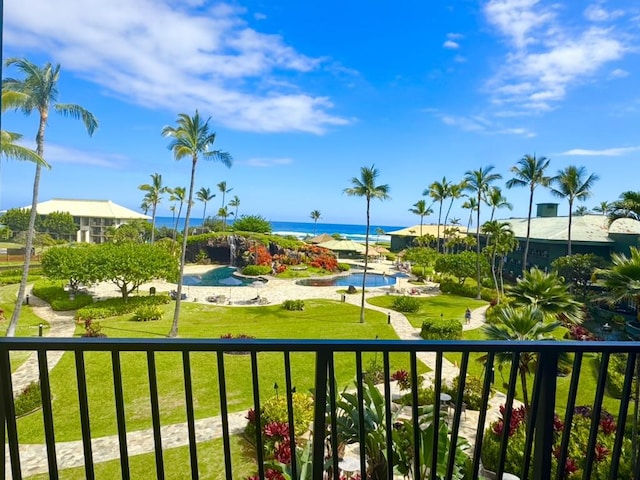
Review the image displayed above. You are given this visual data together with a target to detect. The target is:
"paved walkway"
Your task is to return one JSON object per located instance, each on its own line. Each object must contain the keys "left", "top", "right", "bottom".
{"left": 5, "top": 267, "right": 505, "bottom": 477}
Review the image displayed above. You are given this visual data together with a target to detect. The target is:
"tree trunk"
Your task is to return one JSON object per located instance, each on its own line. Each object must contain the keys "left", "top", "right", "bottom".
{"left": 491, "top": 244, "right": 499, "bottom": 303}
{"left": 150, "top": 202, "right": 157, "bottom": 243}
{"left": 475, "top": 193, "right": 482, "bottom": 300}
{"left": 567, "top": 200, "right": 573, "bottom": 256}
{"left": 170, "top": 157, "right": 197, "bottom": 337}
{"left": 360, "top": 198, "right": 370, "bottom": 323}
{"left": 522, "top": 187, "right": 534, "bottom": 275}
{"left": 8, "top": 112, "right": 47, "bottom": 337}
{"left": 520, "top": 368, "right": 529, "bottom": 410}
{"left": 437, "top": 201, "right": 443, "bottom": 253}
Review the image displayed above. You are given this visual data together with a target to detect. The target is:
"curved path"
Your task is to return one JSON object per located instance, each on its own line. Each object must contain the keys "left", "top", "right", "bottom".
{"left": 6, "top": 269, "right": 505, "bottom": 477}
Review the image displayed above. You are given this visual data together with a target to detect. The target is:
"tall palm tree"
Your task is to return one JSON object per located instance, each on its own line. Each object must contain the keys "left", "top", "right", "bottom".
{"left": 408, "top": 199, "right": 433, "bottom": 237}
{"left": 486, "top": 186, "right": 513, "bottom": 222}
{"left": 481, "top": 220, "right": 514, "bottom": 302}
{"left": 310, "top": 209, "right": 322, "bottom": 235}
{"left": 138, "top": 173, "right": 167, "bottom": 243}
{"left": 162, "top": 111, "right": 232, "bottom": 337}
{"left": 218, "top": 206, "right": 231, "bottom": 230}
{"left": 593, "top": 200, "right": 611, "bottom": 216}
{"left": 462, "top": 196, "right": 478, "bottom": 232}
{"left": 443, "top": 181, "right": 465, "bottom": 230}
{"left": 550, "top": 165, "right": 599, "bottom": 256}
{"left": 344, "top": 165, "right": 390, "bottom": 323}
{"left": 508, "top": 267, "right": 584, "bottom": 324}
{"left": 3, "top": 58, "right": 98, "bottom": 336}
{"left": 425, "top": 177, "right": 451, "bottom": 253}
{"left": 228, "top": 195, "right": 240, "bottom": 224}
{"left": 0, "top": 130, "right": 48, "bottom": 167}
{"left": 169, "top": 186, "right": 187, "bottom": 239}
{"left": 506, "top": 154, "right": 552, "bottom": 274}
{"left": 195, "top": 187, "right": 215, "bottom": 225}
{"left": 217, "top": 181, "right": 233, "bottom": 209}
{"left": 574, "top": 205, "right": 590, "bottom": 216}
{"left": 608, "top": 191, "right": 640, "bottom": 223}
{"left": 597, "top": 247, "right": 640, "bottom": 470}
{"left": 464, "top": 166, "right": 502, "bottom": 299}
{"left": 483, "top": 305, "right": 561, "bottom": 409}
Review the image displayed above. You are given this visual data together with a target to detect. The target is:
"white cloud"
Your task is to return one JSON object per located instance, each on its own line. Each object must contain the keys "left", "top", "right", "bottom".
{"left": 4, "top": 0, "right": 348, "bottom": 134}
{"left": 484, "top": 0, "right": 631, "bottom": 114}
{"left": 560, "top": 146, "right": 640, "bottom": 156}
{"left": 244, "top": 157, "right": 294, "bottom": 167}
{"left": 437, "top": 113, "right": 534, "bottom": 136}
{"left": 584, "top": 3, "right": 625, "bottom": 22}
{"left": 611, "top": 68, "right": 629, "bottom": 78}
{"left": 447, "top": 33, "right": 464, "bottom": 40}
{"left": 443, "top": 40, "right": 460, "bottom": 49}
{"left": 454, "top": 55, "right": 467, "bottom": 63}
{"left": 254, "top": 12, "right": 267, "bottom": 20}
{"left": 45, "top": 144, "right": 129, "bottom": 168}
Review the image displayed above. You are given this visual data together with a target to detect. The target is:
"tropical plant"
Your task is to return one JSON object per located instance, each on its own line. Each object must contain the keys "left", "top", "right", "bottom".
{"left": 309, "top": 209, "right": 321, "bottom": 235}
{"left": 443, "top": 181, "right": 465, "bottom": 231}
{"left": 233, "top": 215, "right": 272, "bottom": 233}
{"left": 483, "top": 305, "right": 561, "bottom": 408}
{"left": 344, "top": 165, "right": 390, "bottom": 323}
{"left": 551, "top": 253, "right": 605, "bottom": 299}
{"left": 0, "top": 129, "right": 48, "bottom": 167}
{"left": 507, "top": 267, "right": 584, "bottom": 324}
{"left": 574, "top": 205, "right": 590, "bottom": 216}
{"left": 593, "top": 200, "right": 611, "bottom": 216}
{"left": 464, "top": 166, "right": 502, "bottom": 299}
{"left": 195, "top": 187, "right": 215, "bottom": 225}
{"left": 426, "top": 177, "right": 452, "bottom": 253}
{"left": 482, "top": 220, "right": 514, "bottom": 302}
{"left": 218, "top": 206, "right": 232, "bottom": 230}
{"left": 217, "top": 180, "right": 233, "bottom": 210}
{"left": 162, "top": 111, "right": 232, "bottom": 337}
{"left": 169, "top": 186, "right": 187, "bottom": 239}
{"left": 607, "top": 191, "right": 640, "bottom": 223}
{"left": 228, "top": 195, "right": 241, "bottom": 221}
{"left": 139, "top": 173, "right": 168, "bottom": 243}
{"left": 409, "top": 199, "right": 433, "bottom": 237}
{"left": 505, "top": 154, "right": 552, "bottom": 274}
{"left": 550, "top": 165, "right": 599, "bottom": 255}
{"left": 461, "top": 196, "right": 478, "bottom": 233}
{"left": 3, "top": 58, "right": 98, "bottom": 337}
{"left": 486, "top": 186, "right": 513, "bottom": 222}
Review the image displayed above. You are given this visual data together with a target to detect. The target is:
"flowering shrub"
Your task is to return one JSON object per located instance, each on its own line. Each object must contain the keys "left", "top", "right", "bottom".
{"left": 391, "top": 369, "right": 411, "bottom": 391}
{"left": 567, "top": 325, "right": 601, "bottom": 341}
{"left": 481, "top": 404, "right": 633, "bottom": 478}
{"left": 247, "top": 244, "right": 273, "bottom": 266}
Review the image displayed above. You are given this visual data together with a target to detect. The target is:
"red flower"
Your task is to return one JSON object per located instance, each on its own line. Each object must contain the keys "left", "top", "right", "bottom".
{"left": 246, "top": 408, "right": 256, "bottom": 424}
{"left": 565, "top": 458, "right": 578, "bottom": 475}
{"left": 553, "top": 414, "right": 564, "bottom": 432}
{"left": 599, "top": 416, "right": 616, "bottom": 435}
{"left": 594, "top": 443, "right": 610, "bottom": 462}
{"left": 275, "top": 442, "right": 292, "bottom": 465}
{"left": 264, "top": 421, "right": 289, "bottom": 439}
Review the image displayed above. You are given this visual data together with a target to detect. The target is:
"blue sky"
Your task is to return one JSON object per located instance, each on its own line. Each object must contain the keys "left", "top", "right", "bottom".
{"left": 1, "top": 0, "right": 639, "bottom": 227}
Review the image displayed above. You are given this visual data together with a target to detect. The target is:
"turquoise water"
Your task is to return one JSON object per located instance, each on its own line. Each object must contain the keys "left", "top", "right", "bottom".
{"left": 182, "top": 267, "right": 257, "bottom": 287}
{"left": 296, "top": 273, "right": 396, "bottom": 287}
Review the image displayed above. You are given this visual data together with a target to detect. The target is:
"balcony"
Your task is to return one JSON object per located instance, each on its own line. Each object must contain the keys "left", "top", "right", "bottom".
{"left": 2, "top": 338, "right": 639, "bottom": 479}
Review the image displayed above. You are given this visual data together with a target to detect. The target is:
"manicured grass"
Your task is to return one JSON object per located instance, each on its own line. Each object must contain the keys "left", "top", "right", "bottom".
{"left": 16, "top": 299, "right": 424, "bottom": 443}
{"left": 28, "top": 434, "right": 256, "bottom": 479}
{"left": 367, "top": 293, "right": 488, "bottom": 328}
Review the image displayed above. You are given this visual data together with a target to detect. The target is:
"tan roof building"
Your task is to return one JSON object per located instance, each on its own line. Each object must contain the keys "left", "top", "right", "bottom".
{"left": 24, "top": 198, "right": 150, "bottom": 244}
{"left": 388, "top": 224, "right": 468, "bottom": 251}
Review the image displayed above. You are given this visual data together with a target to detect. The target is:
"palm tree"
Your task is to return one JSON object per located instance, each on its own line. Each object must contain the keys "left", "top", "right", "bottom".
{"left": 506, "top": 154, "right": 552, "bottom": 274}
{"left": 375, "top": 227, "right": 385, "bottom": 244}
{"left": 443, "top": 181, "right": 465, "bottom": 229}
{"left": 482, "top": 220, "right": 514, "bottom": 302}
{"left": 195, "top": 187, "right": 215, "bottom": 225}
{"left": 310, "top": 210, "right": 322, "bottom": 235}
{"left": 483, "top": 305, "right": 561, "bottom": 409}
{"left": 140, "top": 198, "right": 151, "bottom": 215}
{"left": 426, "top": 177, "right": 451, "bottom": 253}
{"left": 464, "top": 166, "right": 502, "bottom": 299}
{"left": 139, "top": 173, "right": 167, "bottom": 243}
{"left": 462, "top": 196, "right": 478, "bottom": 232}
{"left": 574, "top": 205, "right": 590, "bottom": 216}
{"left": 162, "top": 111, "right": 232, "bottom": 337}
{"left": 486, "top": 186, "right": 513, "bottom": 222}
{"left": 218, "top": 206, "right": 231, "bottom": 230}
{"left": 3, "top": 58, "right": 98, "bottom": 337}
{"left": 593, "top": 201, "right": 611, "bottom": 216}
{"left": 550, "top": 165, "right": 599, "bottom": 256}
{"left": 508, "top": 267, "right": 584, "bottom": 324}
{"left": 217, "top": 181, "right": 233, "bottom": 209}
{"left": 169, "top": 186, "right": 187, "bottom": 240}
{"left": 344, "top": 165, "right": 390, "bottom": 323}
{"left": 228, "top": 195, "right": 241, "bottom": 223}
{"left": 0, "top": 130, "right": 48, "bottom": 167}
{"left": 408, "top": 199, "right": 433, "bottom": 237}
{"left": 608, "top": 191, "right": 640, "bottom": 223}
{"left": 597, "top": 247, "right": 640, "bottom": 470}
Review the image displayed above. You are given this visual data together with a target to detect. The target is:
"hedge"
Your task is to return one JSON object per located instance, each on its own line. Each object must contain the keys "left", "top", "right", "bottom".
{"left": 31, "top": 280, "right": 94, "bottom": 311}
{"left": 439, "top": 278, "right": 495, "bottom": 302}
{"left": 76, "top": 295, "right": 170, "bottom": 322}
{"left": 391, "top": 295, "right": 420, "bottom": 313}
{"left": 420, "top": 317, "right": 463, "bottom": 341}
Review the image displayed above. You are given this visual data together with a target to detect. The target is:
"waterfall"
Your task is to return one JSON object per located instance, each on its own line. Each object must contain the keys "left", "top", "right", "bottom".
{"left": 228, "top": 235, "right": 237, "bottom": 266}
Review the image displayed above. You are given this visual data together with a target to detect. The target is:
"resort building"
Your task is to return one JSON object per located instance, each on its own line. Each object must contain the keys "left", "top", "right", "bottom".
{"left": 22, "top": 198, "right": 150, "bottom": 244}
{"left": 388, "top": 224, "right": 469, "bottom": 251}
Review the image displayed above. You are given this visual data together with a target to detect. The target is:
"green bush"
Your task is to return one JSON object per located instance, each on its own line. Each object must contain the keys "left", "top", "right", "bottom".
{"left": 32, "top": 279, "right": 94, "bottom": 310}
{"left": 337, "top": 263, "right": 351, "bottom": 272}
{"left": 399, "top": 386, "right": 435, "bottom": 406}
{"left": 14, "top": 382, "right": 42, "bottom": 417}
{"left": 420, "top": 317, "right": 462, "bottom": 341}
{"left": 391, "top": 295, "right": 420, "bottom": 313}
{"left": 244, "top": 392, "right": 314, "bottom": 442}
{"left": 282, "top": 299, "right": 305, "bottom": 311}
{"left": 442, "top": 375, "right": 485, "bottom": 411}
{"left": 606, "top": 353, "right": 632, "bottom": 399}
{"left": 241, "top": 265, "right": 272, "bottom": 276}
{"left": 439, "top": 278, "right": 494, "bottom": 302}
{"left": 132, "top": 305, "right": 164, "bottom": 322}
{"left": 76, "top": 295, "right": 170, "bottom": 322}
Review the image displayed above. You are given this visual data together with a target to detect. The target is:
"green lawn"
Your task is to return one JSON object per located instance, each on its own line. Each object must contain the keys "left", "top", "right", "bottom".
{"left": 15, "top": 299, "right": 425, "bottom": 443}
{"left": 367, "top": 293, "right": 488, "bottom": 328}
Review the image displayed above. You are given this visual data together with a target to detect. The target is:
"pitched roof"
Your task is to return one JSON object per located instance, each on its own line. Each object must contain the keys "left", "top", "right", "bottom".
{"left": 387, "top": 224, "right": 468, "bottom": 237}
{"left": 24, "top": 199, "right": 150, "bottom": 220}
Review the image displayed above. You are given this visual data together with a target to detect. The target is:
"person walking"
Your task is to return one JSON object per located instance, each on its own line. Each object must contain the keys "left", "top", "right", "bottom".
{"left": 465, "top": 307, "right": 472, "bottom": 325}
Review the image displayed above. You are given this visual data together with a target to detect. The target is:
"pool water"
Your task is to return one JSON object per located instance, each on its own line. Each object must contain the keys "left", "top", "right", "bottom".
{"left": 296, "top": 273, "right": 396, "bottom": 287}
{"left": 182, "top": 267, "right": 257, "bottom": 287}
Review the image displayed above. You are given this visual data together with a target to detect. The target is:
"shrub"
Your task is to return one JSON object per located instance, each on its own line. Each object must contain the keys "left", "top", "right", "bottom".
{"left": 337, "top": 263, "right": 351, "bottom": 272}
{"left": 420, "top": 317, "right": 462, "bottom": 341}
{"left": 82, "top": 318, "right": 106, "bottom": 337}
{"left": 14, "top": 382, "right": 42, "bottom": 417}
{"left": 242, "top": 265, "right": 272, "bottom": 276}
{"left": 32, "top": 279, "right": 94, "bottom": 311}
{"left": 132, "top": 305, "right": 163, "bottom": 322}
{"left": 282, "top": 299, "right": 304, "bottom": 311}
{"left": 391, "top": 295, "right": 420, "bottom": 313}
{"left": 606, "top": 353, "right": 631, "bottom": 399}
{"left": 439, "top": 278, "right": 494, "bottom": 302}
{"left": 75, "top": 295, "right": 170, "bottom": 322}
{"left": 399, "top": 386, "right": 435, "bottom": 406}
{"left": 362, "top": 358, "right": 385, "bottom": 385}
{"left": 442, "top": 375, "right": 485, "bottom": 411}
{"left": 232, "top": 215, "right": 272, "bottom": 233}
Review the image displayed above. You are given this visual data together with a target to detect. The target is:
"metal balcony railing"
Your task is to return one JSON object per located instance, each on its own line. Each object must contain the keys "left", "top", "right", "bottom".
{"left": 2, "top": 338, "right": 640, "bottom": 480}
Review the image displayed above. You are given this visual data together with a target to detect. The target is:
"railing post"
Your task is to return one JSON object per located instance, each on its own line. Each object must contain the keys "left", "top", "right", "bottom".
{"left": 313, "top": 350, "right": 330, "bottom": 480}
{"left": 532, "top": 349, "right": 558, "bottom": 480}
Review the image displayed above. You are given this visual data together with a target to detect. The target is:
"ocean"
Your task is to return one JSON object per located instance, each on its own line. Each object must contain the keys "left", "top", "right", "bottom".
{"left": 153, "top": 216, "right": 403, "bottom": 242}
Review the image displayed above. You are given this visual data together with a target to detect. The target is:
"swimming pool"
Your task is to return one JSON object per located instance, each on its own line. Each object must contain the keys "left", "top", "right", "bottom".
{"left": 296, "top": 273, "right": 396, "bottom": 287}
{"left": 182, "top": 267, "right": 258, "bottom": 287}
